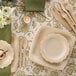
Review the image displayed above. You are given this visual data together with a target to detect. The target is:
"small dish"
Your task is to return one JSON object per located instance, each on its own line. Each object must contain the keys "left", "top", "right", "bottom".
{"left": 40, "top": 34, "right": 69, "bottom": 63}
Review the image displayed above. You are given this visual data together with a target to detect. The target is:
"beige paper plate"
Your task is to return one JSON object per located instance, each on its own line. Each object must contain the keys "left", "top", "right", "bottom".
{"left": 40, "top": 34, "right": 69, "bottom": 63}
{"left": 29, "top": 26, "right": 75, "bottom": 70}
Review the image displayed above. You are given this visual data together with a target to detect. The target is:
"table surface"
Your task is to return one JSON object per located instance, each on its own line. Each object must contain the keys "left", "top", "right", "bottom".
{"left": 13, "top": 0, "right": 76, "bottom": 76}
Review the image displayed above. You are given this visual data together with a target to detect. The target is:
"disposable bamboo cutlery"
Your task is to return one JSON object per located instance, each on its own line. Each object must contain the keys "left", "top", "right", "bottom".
{"left": 52, "top": 0, "right": 76, "bottom": 33}
{"left": 19, "top": 37, "right": 28, "bottom": 68}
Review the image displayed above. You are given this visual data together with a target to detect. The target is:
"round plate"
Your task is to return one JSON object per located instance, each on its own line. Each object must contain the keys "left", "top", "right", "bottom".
{"left": 40, "top": 34, "right": 69, "bottom": 63}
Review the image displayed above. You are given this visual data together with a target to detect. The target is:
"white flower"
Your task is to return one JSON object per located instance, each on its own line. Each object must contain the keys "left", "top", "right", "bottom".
{"left": 0, "top": 7, "right": 17, "bottom": 28}
{"left": 0, "top": 9, "right": 1, "bottom": 13}
{"left": 2, "top": 7, "right": 11, "bottom": 16}
{"left": 0, "top": 10, "right": 3, "bottom": 16}
{"left": 4, "top": 16, "right": 11, "bottom": 25}
{"left": 0, "top": 15, "right": 4, "bottom": 28}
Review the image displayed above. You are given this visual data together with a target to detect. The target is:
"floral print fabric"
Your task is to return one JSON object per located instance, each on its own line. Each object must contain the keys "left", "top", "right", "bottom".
{"left": 12, "top": 0, "right": 76, "bottom": 76}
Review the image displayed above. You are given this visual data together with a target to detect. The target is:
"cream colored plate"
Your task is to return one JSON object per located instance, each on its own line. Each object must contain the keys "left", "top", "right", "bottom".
{"left": 40, "top": 34, "right": 69, "bottom": 63}
{"left": 29, "top": 26, "right": 75, "bottom": 70}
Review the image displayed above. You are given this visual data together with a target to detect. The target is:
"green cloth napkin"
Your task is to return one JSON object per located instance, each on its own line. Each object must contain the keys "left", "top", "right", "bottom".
{"left": 0, "top": 25, "right": 11, "bottom": 76}
{"left": 25, "top": 0, "right": 45, "bottom": 12}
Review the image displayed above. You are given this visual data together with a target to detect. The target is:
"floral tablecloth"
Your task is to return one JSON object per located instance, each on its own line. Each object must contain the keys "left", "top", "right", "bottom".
{"left": 12, "top": 0, "right": 76, "bottom": 76}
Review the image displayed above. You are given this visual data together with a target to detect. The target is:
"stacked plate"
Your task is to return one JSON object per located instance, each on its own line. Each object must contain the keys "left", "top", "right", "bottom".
{"left": 40, "top": 33, "right": 69, "bottom": 63}
{"left": 29, "top": 26, "right": 75, "bottom": 70}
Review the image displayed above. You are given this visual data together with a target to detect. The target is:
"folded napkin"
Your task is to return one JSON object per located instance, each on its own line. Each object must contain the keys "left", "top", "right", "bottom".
{"left": 1, "top": 0, "right": 7, "bottom": 5}
{"left": 25, "top": 0, "right": 45, "bottom": 12}
{"left": 0, "top": 25, "right": 11, "bottom": 76}
{"left": 11, "top": 0, "right": 17, "bottom": 3}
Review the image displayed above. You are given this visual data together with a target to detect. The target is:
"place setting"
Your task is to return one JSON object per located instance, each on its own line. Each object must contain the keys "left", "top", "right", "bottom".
{"left": 0, "top": 0, "right": 75, "bottom": 76}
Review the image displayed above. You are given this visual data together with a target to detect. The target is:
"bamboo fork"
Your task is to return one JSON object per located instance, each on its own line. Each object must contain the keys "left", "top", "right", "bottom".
{"left": 59, "top": 2, "right": 76, "bottom": 26}
{"left": 59, "top": 0, "right": 76, "bottom": 26}
{"left": 59, "top": 0, "right": 76, "bottom": 24}
{"left": 52, "top": 5, "right": 72, "bottom": 31}
{"left": 19, "top": 37, "right": 28, "bottom": 68}
{"left": 19, "top": 37, "right": 21, "bottom": 67}
{"left": 65, "top": 3, "right": 76, "bottom": 24}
